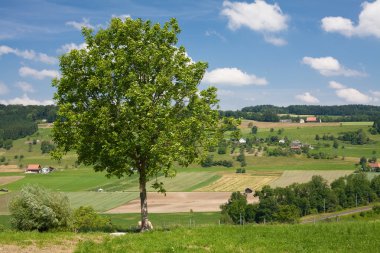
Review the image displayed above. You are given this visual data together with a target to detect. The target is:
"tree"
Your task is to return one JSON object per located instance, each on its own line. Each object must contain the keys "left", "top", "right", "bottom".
{"left": 52, "top": 18, "right": 221, "bottom": 231}
{"left": 9, "top": 184, "right": 71, "bottom": 231}
{"left": 251, "top": 126, "right": 258, "bottom": 134}
{"left": 373, "top": 118, "right": 380, "bottom": 134}
{"left": 220, "top": 191, "right": 248, "bottom": 224}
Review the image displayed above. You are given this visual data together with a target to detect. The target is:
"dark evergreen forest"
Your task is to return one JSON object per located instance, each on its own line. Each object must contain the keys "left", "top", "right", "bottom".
{"left": 0, "top": 104, "right": 56, "bottom": 149}
{"left": 220, "top": 105, "right": 380, "bottom": 122}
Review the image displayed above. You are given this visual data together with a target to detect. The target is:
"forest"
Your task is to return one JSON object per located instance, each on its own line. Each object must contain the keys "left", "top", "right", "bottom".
{"left": 0, "top": 104, "right": 56, "bottom": 149}
{"left": 220, "top": 104, "right": 380, "bottom": 122}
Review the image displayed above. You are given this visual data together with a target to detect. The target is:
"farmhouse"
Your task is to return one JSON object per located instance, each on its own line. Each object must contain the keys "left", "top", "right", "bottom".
{"left": 290, "top": 140, "right": 302, "bottom": 150}
{"left": 369, "top": 162, "right": 380, "bottom": 171}
{"left": 306, "top": 117, "right": 318, "bottom": 123}
{"left": 25, "top": 164, "right": 42, "bottom": 173}
{"left": 299, "top": 119, "right": 305, "bottom": 124}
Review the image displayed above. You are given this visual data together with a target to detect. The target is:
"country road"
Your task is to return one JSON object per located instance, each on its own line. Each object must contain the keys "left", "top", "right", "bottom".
{"left": 301, "top": 206, "right": 373, "bottom": 224}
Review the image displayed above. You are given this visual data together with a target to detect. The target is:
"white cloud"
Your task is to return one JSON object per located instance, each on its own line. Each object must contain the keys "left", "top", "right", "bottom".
{"left": 15, "top": 81, "right": 34, "bottom": 93}
{"left": 205, "top": 30, "right": 226, "bottom": 42}
{"left": 112, "top": 14, "right": 131, "bottom": 20}
{"left": 0, "top": 45, "right": 57, "bottom": 64}
{"left": 19, "top": 66, "right": 60, "bottom": 80}
{"left": 217, "top": 89, "right": 235, "bottom": 96}
{"left": 328, "top": 81, "right": 346, "bottom": 89}
{"left": 371, "top": 90, "right": 380, "bottom": 97}
{"left": 221, "top": 0, "right": 288, "bottom": 45}
{"left": 203, "top": 67, "right": 268, "bottom": 86}
{"left": 321, "top": 0, "right": 380, "bottom": 38}
{"left": 328, "top": 80, "right": 372, "bottom": 103}
{"left": 66, "top": 18, "right": 94, "bottom": 30}
{"left": 58, "top": 42, "right": 87, "bottom": 53}
{"left": 302, "top": 56, "right": 365, "bottom": 77}
{"left": 0, "top": 94, "right": 53, "bottom": 106}
{"left": 336, "top": 88, "right": 372, "bottom": 103}
{"left": 264, "top": 35, "right": 287, "bottom": 46}
{"left": 295, "top": 92, "right": 320, "bottom": 104}
{"left": 0, "top": 82, "right": 9, "bottom": 95}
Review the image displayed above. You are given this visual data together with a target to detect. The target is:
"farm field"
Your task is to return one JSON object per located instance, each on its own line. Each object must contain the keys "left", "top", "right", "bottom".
{"left": 105, "top": 192, "right": 254, "bottom": 213}
{"left": 196, "top": 172, "right": 281, "bottom": 192}
{"left": 269, "top": 170, "right": 353, "bottom": 188}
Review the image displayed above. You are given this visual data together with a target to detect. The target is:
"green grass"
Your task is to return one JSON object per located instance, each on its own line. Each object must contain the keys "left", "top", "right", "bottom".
{"left": 3, "top": 167, "right": 125, "bottom": 192}
{"left": 67, "top": 192, "right": 139, "bottom": 212}
{"left": 75, "top": 222, "right": 380, "bottom": 253}
{"left": 106, "top": 212, "right": 221, "bottom": 229}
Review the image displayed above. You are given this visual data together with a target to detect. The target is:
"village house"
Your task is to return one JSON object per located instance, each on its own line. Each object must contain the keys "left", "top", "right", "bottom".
{"left": 25, "top": 164, "right": 42, "bottom": 173}
{"left": 369, "top": 162, "right": 380, "bottom": 171}
{"left": 239, "top": 138, "right": 246, "bottom": 144}
{"left": 290, "top": 140, "right": 302, "bottom": 150}
{"left": 306, "top": 117, "right": 318, "bottom": 123}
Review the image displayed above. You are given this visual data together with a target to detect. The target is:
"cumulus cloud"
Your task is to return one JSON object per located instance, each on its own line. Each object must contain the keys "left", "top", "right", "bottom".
{"left": 0, "top": 94, "right": 53, "bottom": 106}
{"left": 263, "top": 35, "right": 287, "bottom": 46}
{"left": 295, "top": 92, "right": 320, "bottom": 104}
{"left": 221, "top": 0, "right": 288, "bottom": 45}
{"left": 328, "top": 81, "right": 346, "bottom": 89}
{"left": 0, "top": 45, "right": 57, "bottom": 64}
{"left": 66, "top": 18, "right": 94, "bottom": 30}
{"left": 335, "top": 88, "right": 372, "bottom": 103}
{"left": 58, "top": 42, "right": 87, "bottom": 53}
{"left": 15, "top": 81, "right": 34, "bottom": 93}
{"left": 329, "top": 80, "right": 372, "bottom": 103}
{"left": 19, "top": 66, "right": 60, "bottom": 80}
{"left": 302, "top": 56, "right": 365, "bottom": 77}
{"left": 0, "top": 82, "right": 9, "bottom": 95}
{"left": 203, "top": 67, "right": 268, "bottom": 86}
{"left": 321, "top": 0, "right": 380, "bottom": 38}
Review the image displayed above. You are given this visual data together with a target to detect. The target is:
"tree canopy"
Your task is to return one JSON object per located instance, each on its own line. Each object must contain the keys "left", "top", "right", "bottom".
{"left": 52, "top": 18, "right": 221, "bottom": 230}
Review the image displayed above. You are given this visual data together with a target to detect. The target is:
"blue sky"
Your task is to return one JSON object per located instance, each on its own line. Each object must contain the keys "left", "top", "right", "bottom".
{"left": 0, "top": 0, "right": 379, "bottom": 110}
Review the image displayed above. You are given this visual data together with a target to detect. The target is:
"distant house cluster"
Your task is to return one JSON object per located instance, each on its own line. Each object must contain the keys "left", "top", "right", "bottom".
{"left": 369, "top": 162, "right": 380, "bottom": 171}
{"left": 25, "top": 164, "right": 54, "bottom": 174}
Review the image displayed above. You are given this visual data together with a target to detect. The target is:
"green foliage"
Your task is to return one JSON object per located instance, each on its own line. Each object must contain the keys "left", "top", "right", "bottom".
{"left": 9, "top": 184, "right": 71, "bottom": 231}
{"left": 72, "top": 206, "right": 113, "bottom": 232}
{"left": 201, "top": 155, "right": 233, "bottom": 168}
{"left": 53, "top": 17, "right": 222, "bottom": 228}
{"left": 40, "top": 140, "right": 56, "bottom": 154}
{"left": 251, "top": 126, "right": 258, "bottom": 134}
{"left": 373, "top": 118, "right": 380, "bottom": 134}
{"left": 338, "top": 129, "right": 370, "bottom": 145}
{"left": 220, "top": 192, "right": 248, "bottom": 224}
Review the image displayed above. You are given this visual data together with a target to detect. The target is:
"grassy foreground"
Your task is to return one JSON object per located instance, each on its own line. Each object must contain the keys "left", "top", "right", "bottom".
{"left": 74, "top": 222, "right": 380, "bottom": 253}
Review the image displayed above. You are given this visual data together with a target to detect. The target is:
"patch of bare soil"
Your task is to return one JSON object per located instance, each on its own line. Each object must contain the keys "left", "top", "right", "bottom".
{"left": 0, "top": 176, "right": 24, "bottom": 185}
{"left": 106, "top": 192, "right": 258, "bottom": 213}
{"left": 0, "top": 165, "right": 23, "bottom": 173}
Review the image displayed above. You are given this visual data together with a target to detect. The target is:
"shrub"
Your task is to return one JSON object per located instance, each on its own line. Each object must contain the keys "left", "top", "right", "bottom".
{"left": 72, "top": 206, "right": 114, "bottom": 232}
{"left": 9, "top": 184, "right": 71, "bottom": 231}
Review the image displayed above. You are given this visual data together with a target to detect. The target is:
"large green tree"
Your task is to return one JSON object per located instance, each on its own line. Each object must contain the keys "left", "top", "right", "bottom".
{"left": 52, "top": 18, "right": 221, "bottom": 231}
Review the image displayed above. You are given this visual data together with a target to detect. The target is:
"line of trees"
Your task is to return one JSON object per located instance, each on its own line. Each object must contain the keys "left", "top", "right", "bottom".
{"left": 221, "top": 173, "right": 380, "bottom": 224}
{"left": 220, "top": 104, "right": 380, "bottom": 122}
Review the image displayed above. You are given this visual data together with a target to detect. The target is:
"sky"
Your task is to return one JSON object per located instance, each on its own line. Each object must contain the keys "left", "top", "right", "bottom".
{"left": 0, "top": 0, "right": 379, "bottom": 110}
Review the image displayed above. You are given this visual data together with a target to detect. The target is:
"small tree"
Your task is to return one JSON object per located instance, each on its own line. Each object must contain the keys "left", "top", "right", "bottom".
{"left": 251, "top": 126, "right": 258, "bottom": 134}
{"left": 9, "top": 185, "right": 71, "bottom": 231}
{"left": 72, "top": 206, "right": 113, "bottom": 232}
{"left": 52, "top": 18, "right": 222, "bottom": 231}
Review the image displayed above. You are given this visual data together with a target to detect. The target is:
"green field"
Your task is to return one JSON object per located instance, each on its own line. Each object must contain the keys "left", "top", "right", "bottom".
{"left": 76, "top": 222, "right": 380, "bottom": 253}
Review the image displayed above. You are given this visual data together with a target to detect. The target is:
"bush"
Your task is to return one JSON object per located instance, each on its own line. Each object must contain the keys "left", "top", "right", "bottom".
{"left": 9, "top": 184, "right": 71, "bottom": 232}
{"left": 72, "top": 206, "right": 114, "bottom": 232}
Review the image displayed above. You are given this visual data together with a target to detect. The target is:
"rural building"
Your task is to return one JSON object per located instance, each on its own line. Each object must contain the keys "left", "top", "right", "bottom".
{"left": 280, "top": 119, "right": 292, "bottom": 123}
{"left": 369, "top": 162, "right": 380, "bottom": 171}
{"left": 41, "top": 167, "right": 55, "bottom": 174}
{"left": 239, "top": 138, "right": 246, "bottom": 144}
{"left": 290, "top": 140, "right": 302, "bottom": 150}
{"left": 279, "top": 139, "right": 286, "bottom": 144}
{"left": 25, "top": 164, "right": 42, "bottom": 173}
{"left": 299, "top": 119, "right": 305, "bottom": 123}
{"left": 306, "top": 117, "right": 318, "bottom": 123}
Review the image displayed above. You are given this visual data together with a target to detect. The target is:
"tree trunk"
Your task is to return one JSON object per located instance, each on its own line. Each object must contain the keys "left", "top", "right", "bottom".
{"left": 139, "top": 171, "right": 150, "bottom": 232}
